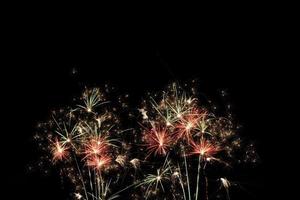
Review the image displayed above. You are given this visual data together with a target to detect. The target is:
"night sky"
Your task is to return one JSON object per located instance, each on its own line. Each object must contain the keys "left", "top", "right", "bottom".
{"left": 1, "top": 11, "right": 280, "bottom": 200}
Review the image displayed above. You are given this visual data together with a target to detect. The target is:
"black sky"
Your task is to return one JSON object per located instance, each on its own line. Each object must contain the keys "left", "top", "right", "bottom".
{"left": 1, "top": 8, "right": 286, "bottom": 199}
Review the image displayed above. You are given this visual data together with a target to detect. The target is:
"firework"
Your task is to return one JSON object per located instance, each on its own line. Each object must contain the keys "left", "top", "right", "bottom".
{"left": 174, "top": 108, "right": 205, "bottom": 141}
{"left": 137, "top": 82, "right": 258, "bottom": 200}
{"left": 220, "top": 177, "right": 231, "bottom": 200}
{"left": 35, "top": 82, "right": 258, "bottom": 200}
{"left": 86, "top": 155, "right": 111, "bottom": 170}
{"left": 137, "top": 156, "right": 172, "bottom": 199}
{"left": 51, "top": 138, "right": 69, "bottom": 162}
{"left": 36, "top": 87, "right": 138, "bottom": 200}
{"left": 189, "top": 138, "right": 219, "bottom": 159}
{"left": 143, "top": 125, "right": 173, "bottom": 157}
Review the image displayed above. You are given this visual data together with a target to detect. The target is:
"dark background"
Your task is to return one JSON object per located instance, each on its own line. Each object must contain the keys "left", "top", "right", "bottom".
{"left": 2, "top": 9, "right": 285, "bottom": 200}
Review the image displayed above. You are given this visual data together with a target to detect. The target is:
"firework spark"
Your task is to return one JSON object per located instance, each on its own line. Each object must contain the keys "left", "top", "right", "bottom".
{"left": 36, "top": 87, "right": 136, "bottom": 200}
{"left": 137, "top": 156, "right": 172, "bottom": 199}
{"left": 35, "top": 83, "right": 258, "bottom": 200}
{"left": 86, "top": 155, "right": 112, "bottom": 170}
{"left": 51, "top": 139, "right": 69, "bottom": 162}
{"left": 78, "top": 88, "right": 108, "bottom": 113}
{"left": 82, "top": 136, "right": 110, "bottom": 161}
{"left": 220, "top": 177, "right": 231, "bottom": 200}
{"left": 174, "top": 109, "right": 202, "bottom": 141}
{"left": 189, "top": 138, "right": 219, "bottom": 159}
{"left": 136, "top": 82, "right": 258, "bottom": 200}
{"left": 144, "top": 126, "right": 173, "bottom": 157}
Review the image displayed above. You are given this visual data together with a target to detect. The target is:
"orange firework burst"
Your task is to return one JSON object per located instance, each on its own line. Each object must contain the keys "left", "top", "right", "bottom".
{"left": 144, "top": 127, "right": 173, "bottom": 157}
{"left": 52, "top": 139, "right": 69, "bottom": 162}
{"left": 190, "top": 138, "right": 219, "bottom": 158}
{"left": 87, "top": 155, "right": 112, "bottom": 170}
{"left": 82, "top": 136, "right": 110, "bottom": 160}
{"left": 175, "top": 109, "right": 205, "bottom": 141}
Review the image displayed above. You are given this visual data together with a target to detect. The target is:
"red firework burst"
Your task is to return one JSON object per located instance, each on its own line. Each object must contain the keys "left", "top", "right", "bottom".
{"left": 144, "top": 127, "right": 173, "bottom": 157}
{"left": 52, "top": 139, "right": 69, "bottom": 162}
{"left": 82, "top": 136, "right": 110, "bottom": 160}
{"left": 175, "top": 109, "right": 206, "bottom": 141}
{"left": 190, "top": 138, "right": 219, "bottom": 158}
{"left": 86, "top": 155, "right": 112, "bottom": 170}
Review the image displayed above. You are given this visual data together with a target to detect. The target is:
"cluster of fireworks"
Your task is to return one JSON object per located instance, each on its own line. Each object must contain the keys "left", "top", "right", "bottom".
{"left": 35, "top": 83, "right": 258, "bottom": 200}
{"left": 35, "top": 87, "right": 137, "bottom": 200}
{"left": 136, "top": 83, "right": 258, "bottom": 200}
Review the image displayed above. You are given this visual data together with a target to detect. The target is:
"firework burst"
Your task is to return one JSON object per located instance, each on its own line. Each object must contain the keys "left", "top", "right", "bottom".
{"left": 189, "top": 138, "right": 220, "bottom": 159}
{"left": 137, "top": 156, "right": 172, "bottom": 199}
{"left": 51, "top": 138, "right": 69, "bottom": 162}
{"left": 137, "top": 82, "right": 258, "bottom": 200}
{"left": 143, "top": 125, "right": 173, "bottom": 157}
{"left": 36, "top": 87, "right": 138, "bottom": 200}
{"left": 35, "top": 82, "right": 258, "bottom": 200}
